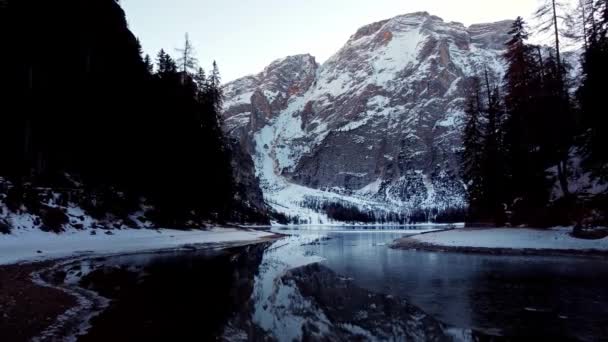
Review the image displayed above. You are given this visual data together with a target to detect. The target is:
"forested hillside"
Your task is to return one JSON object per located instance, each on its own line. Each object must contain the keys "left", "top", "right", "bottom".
{"left": 0, "top": 0, "right": 269, "bottom": 232}
{"left": 461, "top": 0, "right": 608, "bottom": 227}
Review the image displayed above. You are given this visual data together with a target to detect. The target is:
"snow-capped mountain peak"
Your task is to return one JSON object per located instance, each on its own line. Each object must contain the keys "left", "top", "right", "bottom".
{"left": 222, "top": 12, "right": 514, "bottom": 224}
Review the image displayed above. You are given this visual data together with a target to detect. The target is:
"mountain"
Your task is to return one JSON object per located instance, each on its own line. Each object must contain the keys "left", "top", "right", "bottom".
{"left": 222, "top": 12, "right": 514, "bottom": 224}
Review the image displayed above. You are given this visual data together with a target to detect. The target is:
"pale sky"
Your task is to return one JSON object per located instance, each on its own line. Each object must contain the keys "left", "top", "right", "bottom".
{"left": 121, "top": 0, "right": 553, "bottom": 83}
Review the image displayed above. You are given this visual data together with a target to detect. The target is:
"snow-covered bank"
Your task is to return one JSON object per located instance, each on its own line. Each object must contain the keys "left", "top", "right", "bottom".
{"left": 395, "top": 227, "right": 608, "bottom": 253}
{"left": 0, "top": 228, "right": 275, "bottom": 266}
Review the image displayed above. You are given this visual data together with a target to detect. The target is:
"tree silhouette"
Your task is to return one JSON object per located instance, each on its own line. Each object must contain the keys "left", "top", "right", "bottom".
{"left": 176, "top": 33, "right": 199, "bottom": 78}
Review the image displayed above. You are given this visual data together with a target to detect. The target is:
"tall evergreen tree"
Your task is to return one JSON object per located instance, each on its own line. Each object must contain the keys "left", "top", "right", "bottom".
{"left": 481, "top": 70, "right": 507, "bottom": 223}
{"left": 461, "top": 69, "right": 509, "bottom": 224}
{"left": 156, "top": 49, "right": 177, "bottom": 77}
{"left": 535, "top": 0, "right": 569, "bottom": 72}
{"left": 578, "top": 0, "right": 608, "bottom": 181}
{"left": 538, "top": 50, "right": 575, "bottom": 197}
{"left": 194, "top": 67, "right": 207, "bottom": 91}
{"left": 503, "top": 17, "right": 551, "bottom": 223}
{"left": 207, "top": 61, "right": 223, "bottom": 114}
{"left": 461, "top": 77, "right": 485, "bottom": 220}
{"left": 535, "top": 2, "right": 577, "bottom": 197}
{"left": 144, "top": 54, "right": 153, "bottom": 74}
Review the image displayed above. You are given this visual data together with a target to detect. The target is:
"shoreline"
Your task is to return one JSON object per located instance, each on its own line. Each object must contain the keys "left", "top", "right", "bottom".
{"left": 0, "top": 227, "right": 278, "bottom": 266}
{"left": 0, "top": 262, "right": 77, "bottom": 342}
{"left": 391, "top": 227, "right": 608, "bottom": 258}
{"left": 0, "top": 232, "right": 284, "bottom": 342}
{"left": 392, "top": 237, "right": 608, "bottom": 258}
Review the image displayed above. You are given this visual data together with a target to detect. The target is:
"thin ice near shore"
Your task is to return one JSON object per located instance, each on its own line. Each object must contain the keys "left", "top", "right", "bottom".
{"left": 0, "top": 227, "right": 275, "bottom": 266}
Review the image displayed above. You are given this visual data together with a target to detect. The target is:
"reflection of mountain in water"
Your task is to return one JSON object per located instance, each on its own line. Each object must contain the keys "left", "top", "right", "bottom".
{"left": 225, "top": 236, "right": 466, "bottom": 341}
{"left": 40, "top": 231, "right": 608, "bottom": 341}
{"left": 287, "top": 263, "right": 453, "bottom": 341}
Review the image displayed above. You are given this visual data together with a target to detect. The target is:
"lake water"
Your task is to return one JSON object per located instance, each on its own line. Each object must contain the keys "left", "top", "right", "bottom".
{"left": 45, "top": 227, "right": 608, "bottom": 341}
{"left": 287, "top": 228, "right": 608, "bottom": 340}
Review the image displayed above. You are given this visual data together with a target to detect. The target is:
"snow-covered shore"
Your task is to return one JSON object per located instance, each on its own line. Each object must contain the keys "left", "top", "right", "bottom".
{"left": 393, "top": 227, "right": 608, "bottom": 255}
{"left": 0, "top": 227, "right": 276, "bottom": 266}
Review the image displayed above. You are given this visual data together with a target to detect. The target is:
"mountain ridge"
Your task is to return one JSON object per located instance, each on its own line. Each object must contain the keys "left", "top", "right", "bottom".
{"left": 222, "top": 12, "right": 514, "bottom": 224}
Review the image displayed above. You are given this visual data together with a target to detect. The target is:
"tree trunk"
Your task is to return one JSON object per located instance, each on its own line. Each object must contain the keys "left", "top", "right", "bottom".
{"left": 537, "top": 46, "right": 545, "bottom": 81}
{"left": 25, "top": 66, "right": 33, "bottom": 170}
{"left": 581, "top": 0, "right": 589, "bottom": 52}
{"left": 552, "top": 0, "right": 562, "bottom": 71}
{"left": 557, "top": 158, "right": 571, "bottom": 198}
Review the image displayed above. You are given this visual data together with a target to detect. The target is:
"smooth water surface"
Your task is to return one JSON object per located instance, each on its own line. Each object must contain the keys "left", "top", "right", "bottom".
{"left": 50, "top": 226, "right": 608, "bottom": 341}
{"left": 283, "top": 227, "right": 608, "bottom": 339}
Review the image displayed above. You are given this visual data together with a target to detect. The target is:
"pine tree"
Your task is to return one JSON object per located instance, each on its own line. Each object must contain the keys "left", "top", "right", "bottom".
{"left": 578, "top": 0, "right": 608, "bottom": 181}
{"left": 462, "top": 70, "right": 509, "bottom": 224}
{"left": 206, "top": 61, "right": 224, "bottom": 115}
{"left": 503, "top": 17, "right": 551, "bottom": 223}
{"left": 504, "top": 18, "right": 534, "bottom": 95}
{"left": 156, "top": 49, "right": 177, "bottom": 76}
{"left": 194, "top": 67, "right": 207, "bottom": 91}
{"left": 144, "top": 54, "right": 153, "bottom": 74}
{"left": 535, "top": 0, "right": 569, "bottom": 72}
{"left": 535, "top": 1, "right": 576, "bottom": 197}
{"left": 538, "top": 50, "right": 575, "bottom": 197}
{"left": 461, "top": 77, "right": 485, "bottom": 221}
{"left": 176, "top": 33, "right": 198, "bottom": 77}
{"left": 503, "top": 17, "right": 532, "bottom": 190}
{"left": 481, "top": 70, "right": 507, "bottom": 223}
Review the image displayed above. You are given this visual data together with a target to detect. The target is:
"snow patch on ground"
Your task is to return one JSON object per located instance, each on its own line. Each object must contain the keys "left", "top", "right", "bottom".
{"left": 411, "top": 227, "right": 608, "bottom": 251}
{"left": 0, "top": 227, "right": 274, "bottom": 265}
{"left": 357, "top": 178, "right": 383, "bottom": 196}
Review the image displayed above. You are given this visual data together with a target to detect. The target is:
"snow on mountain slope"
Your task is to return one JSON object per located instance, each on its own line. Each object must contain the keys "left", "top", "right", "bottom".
{"left": 222, "top": 12, "right": 513, "bottom": 224}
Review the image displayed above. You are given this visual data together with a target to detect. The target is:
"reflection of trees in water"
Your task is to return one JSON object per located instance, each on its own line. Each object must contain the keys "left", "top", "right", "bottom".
{"left": 75, "top": 244, "right": 269, "bottom": 341}
{"left": 48, "top": 235, "right": 608, "bottom": 341}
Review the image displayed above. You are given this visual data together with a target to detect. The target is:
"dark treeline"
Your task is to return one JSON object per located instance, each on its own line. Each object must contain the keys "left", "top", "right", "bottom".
{"left": 301, "top": 198, "right": 465, "bottom": 224}
{"left": 0, "top": 0, "right": 268, "bottom": 229}
{"left": 306, "top": 200, "right": 377, "bottom": 224}
{"left": 462, "top": 0, "right": 608, "bottom": 227}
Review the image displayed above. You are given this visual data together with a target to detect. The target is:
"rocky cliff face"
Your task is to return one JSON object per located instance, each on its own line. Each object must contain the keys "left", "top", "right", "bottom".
{"left": 228, "top": 140, "right": 270, "bottom": 224}
{"left": 223, "top": 12, "right": 513, "bottom": 223}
